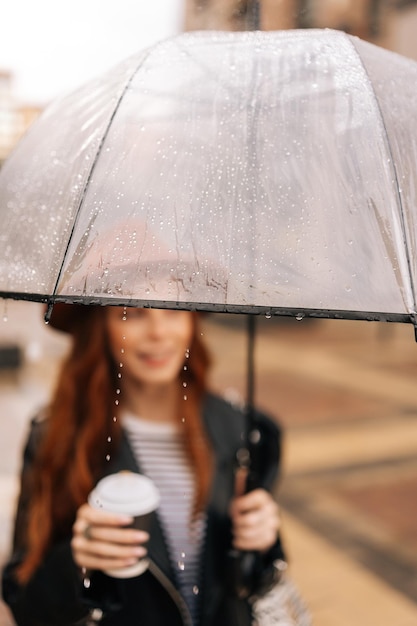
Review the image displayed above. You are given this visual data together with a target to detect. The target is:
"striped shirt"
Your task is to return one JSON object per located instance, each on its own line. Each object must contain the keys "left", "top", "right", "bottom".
{"left": 123, "top": 413, "right": 206, "bottom": 625}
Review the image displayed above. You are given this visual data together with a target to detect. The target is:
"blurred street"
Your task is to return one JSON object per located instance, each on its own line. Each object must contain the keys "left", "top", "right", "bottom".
{"left": 1, "top": 300, "right": 417, "bottom": 625}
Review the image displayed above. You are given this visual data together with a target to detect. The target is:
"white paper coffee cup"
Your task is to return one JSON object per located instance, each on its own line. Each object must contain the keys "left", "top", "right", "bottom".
{"left": 88, "top": 471, "right": 160, "bottom": 578}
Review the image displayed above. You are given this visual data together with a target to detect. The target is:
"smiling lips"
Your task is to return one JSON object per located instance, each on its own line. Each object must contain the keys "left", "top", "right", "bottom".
{"left": 138, "top": 349, "right": 175, "bottom": 368}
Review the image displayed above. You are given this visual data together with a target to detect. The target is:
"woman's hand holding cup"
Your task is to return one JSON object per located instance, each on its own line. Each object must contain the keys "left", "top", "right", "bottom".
{"left": 72, "top": 503, "right": 149, "bottom": 574}
{"left": 72, "top": 472, "right": 160, "bottom": 578}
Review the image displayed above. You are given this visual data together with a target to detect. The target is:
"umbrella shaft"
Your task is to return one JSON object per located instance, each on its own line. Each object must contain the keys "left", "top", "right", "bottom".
{"left": 246, "top": 314, "right": 256, "bottom": 412}
{"left": 246, "top": 0, "right": 261, "bottom": 30}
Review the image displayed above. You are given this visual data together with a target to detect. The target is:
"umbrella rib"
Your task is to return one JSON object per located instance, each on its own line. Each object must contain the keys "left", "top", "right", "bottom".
{"left": 177, "top": 38, "right": 257, "bottom": 105}
{"left": 45, "top": 50, "right": 154, "bottom": 322}
{"left": 46, "top": 37, "right": 246, "bottom": 324}
{"left": 346, "top": 34, "right": 417, "bottom": 327}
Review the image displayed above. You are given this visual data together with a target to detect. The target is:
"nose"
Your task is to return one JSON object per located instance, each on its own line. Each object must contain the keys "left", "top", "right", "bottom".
{"left": 145, "top": 309, "right": 169, "bottom": 338}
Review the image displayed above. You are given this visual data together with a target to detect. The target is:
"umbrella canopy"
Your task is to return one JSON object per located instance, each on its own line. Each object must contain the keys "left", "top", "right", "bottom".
{"left": 1, "top": 29, "right": 417, "bottom": 329}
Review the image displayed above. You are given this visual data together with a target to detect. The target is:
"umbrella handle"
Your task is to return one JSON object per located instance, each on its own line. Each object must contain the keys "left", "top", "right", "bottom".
{"left": 227, "top": 439, "right": 262, "bottom": 599}
{"left": 226, "top": 548, "right": 259, "bottom": 599}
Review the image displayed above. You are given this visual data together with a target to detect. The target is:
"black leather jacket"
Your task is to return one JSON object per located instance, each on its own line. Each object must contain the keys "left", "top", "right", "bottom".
{"left": 2, "top": 393, "right": 285, "bottom": 626}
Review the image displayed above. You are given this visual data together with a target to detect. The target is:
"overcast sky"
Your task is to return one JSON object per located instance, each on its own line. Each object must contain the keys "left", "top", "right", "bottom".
{"left": 0, "top": 0, "right": 185, "bottom": 105}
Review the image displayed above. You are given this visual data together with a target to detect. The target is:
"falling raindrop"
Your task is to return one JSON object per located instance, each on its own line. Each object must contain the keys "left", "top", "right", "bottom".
{"left": 178, "top": 552, "right": 186, "bottom": 570}
{"left": 265, "top": 311, "right": 272, "bottom": 319}
{"left": 107, "top": 322, "right": 126, "bottom": 467}
{"left": 192, "top": 585, "right": 199, "bottom": 595}
{"left": 295, "top": 313, "right": 304, "bottom": 321}
{"left": 2, "top": 299, "right": 8, "bottom": 322}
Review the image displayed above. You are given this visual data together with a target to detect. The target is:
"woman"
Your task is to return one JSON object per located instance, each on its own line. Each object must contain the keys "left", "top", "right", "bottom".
{"left": 2, "top": 305, "right": 286, "bottom": 626}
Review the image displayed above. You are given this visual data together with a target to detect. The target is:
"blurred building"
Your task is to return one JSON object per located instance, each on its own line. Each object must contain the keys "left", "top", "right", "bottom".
{"left": 184, "top": 0, "right": 417, "bottom": 57}
{"left": 0, "top": 70, "right": 42, "bottom": 167}
{"left": 0, "top": 71, "right": 16, "bottom": 164}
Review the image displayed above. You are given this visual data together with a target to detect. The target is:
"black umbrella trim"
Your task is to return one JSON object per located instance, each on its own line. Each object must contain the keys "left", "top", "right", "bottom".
{"left": 0, "top": 290, "right": 415, "bottom": 327}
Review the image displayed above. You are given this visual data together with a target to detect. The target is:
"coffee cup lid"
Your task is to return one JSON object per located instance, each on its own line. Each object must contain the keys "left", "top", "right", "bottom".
{"left": 88, "top": 471, "right": 160, "bottom": 516}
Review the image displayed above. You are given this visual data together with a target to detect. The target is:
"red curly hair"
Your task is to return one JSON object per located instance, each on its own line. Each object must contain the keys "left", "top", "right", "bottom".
{"left": 16, "top": 307, "right": 212, "bottom": 583}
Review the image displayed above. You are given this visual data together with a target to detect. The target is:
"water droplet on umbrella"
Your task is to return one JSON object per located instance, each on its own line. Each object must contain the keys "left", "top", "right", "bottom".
{"left": 183, "top": 394, "right": 188, "bottom": 401}
{"left": 265, "top": 311, "right": 271, "bottom": 319}
{"left": 295, "top": 313, "right": 304, "bottom": 321}
{"left": 106, "top": 454, "right": 111, "bottom": 461}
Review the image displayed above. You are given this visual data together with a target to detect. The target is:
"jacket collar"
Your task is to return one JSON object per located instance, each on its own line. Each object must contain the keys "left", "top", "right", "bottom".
{"left": 102, "top": 431, "right": 177, "bottom": 582}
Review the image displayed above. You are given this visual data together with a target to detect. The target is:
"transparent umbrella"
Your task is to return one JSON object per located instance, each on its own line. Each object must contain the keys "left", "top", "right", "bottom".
{"left": 1, "top": 28, "right": 417, "bottom": 336}
{"left": 2, "top": 27, "right": 417, "bottom": 600}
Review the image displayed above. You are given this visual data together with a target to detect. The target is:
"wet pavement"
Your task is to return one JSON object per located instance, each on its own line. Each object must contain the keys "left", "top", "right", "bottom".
{"left": 1, "top": 301, "right": 417, "bottom": 625}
